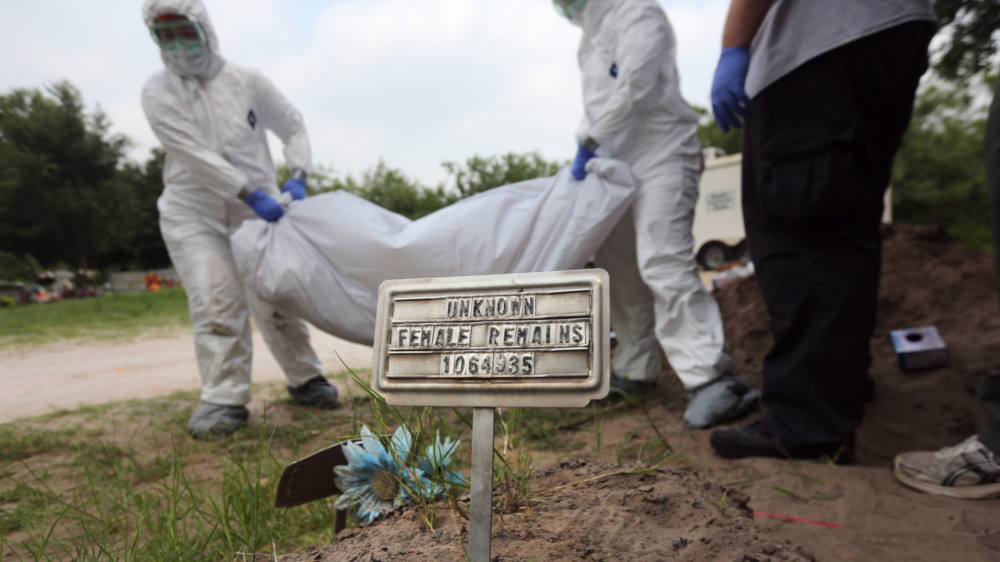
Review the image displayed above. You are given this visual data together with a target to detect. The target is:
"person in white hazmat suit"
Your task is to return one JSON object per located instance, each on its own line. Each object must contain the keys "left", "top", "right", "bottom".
{"left": 140, "top": 0, "right": 338, "bottom": 440}
{"left": 553, "top": 0, "right": 759, "bottom": 428}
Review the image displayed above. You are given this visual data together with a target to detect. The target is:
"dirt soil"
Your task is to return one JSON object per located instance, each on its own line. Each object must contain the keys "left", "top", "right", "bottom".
{"left": 280, "top": 459, "right": 812, "bottom": 562}
{"left": 273, "top": 224, "right": 1000, "bottom": 562}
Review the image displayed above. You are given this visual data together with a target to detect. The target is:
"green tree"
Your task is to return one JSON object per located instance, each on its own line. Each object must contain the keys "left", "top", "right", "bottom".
{"left": 0, "top": 82, "right": 134, "bottom": 270}
{"left": 0, "top": 251, "right": 38, "bottom": 282}
{"left": 277, "top": 161, "right": 450, "bottom": 219}
{"left": 276, "top": 162, "right": 340, "bottom": 196}
{"left": 441, "top": 152, "right": 563, "bottom": 198}
{"left": 934, "top": 0, "right": 1000, "bottom": 81}
{"left": 277, "top": 152, "right": 563, "bottom": 220}
{"left": 693, "top": 106, "right": 742, "bottom": 156}
{"left": 105, "top": 148, "right": 171, "bottom": 270}
{"left": 345, "top": 161, "right": 452, "bottom": 220}
{"left": 893, "top": 76, "right": 991, "bottom": 248}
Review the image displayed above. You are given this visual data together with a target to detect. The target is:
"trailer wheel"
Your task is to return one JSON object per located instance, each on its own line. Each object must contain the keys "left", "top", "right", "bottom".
{"left": 734, "top": 239, "right": 750, "bottom": 261}
{"left": 697, "top": 241, "right": 732, "bottom": 271}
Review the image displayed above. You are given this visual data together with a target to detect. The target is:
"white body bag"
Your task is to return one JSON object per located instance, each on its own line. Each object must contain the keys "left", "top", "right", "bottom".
{"left": 231, "top": 159, "right": 637, "bottom": 345}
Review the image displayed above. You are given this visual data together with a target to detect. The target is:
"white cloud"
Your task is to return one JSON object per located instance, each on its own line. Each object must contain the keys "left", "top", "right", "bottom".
{"left": 1, "top": 0, "right": 727, "bottom": 186}
{"left": 0, "top": 2, "right": 163, "bottom": 160}
{"left": 258, "top": 0, "right": 584, "bottom": 185}
{"left": 668, "top": 1, "right": 729, "bottom": 109}
{"left": 105, "top": 99, "right": 159, "bottom": 158}
{"left": 203, "top": 0, "right": 284, "bottom": 54}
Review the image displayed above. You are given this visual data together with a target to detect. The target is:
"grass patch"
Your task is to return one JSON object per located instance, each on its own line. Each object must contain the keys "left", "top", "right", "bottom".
{"left": 0, "top": 287, "right": 190, "bottom": 348}
{"left": 0, "top": 282, "right": 706, "bottom": 558}
{"left": 0, "top": 361, "right": 676, "bottom": 559}
{"left": 0, "top": 382, "right": 355, "bottom": 560}
{"left": 0, "top": 424, "right": 76, "bottom": 463}
{"left": 0, "top": 483, "right": 51, "bottom": 533}
{"left": 0, "top": 374, "right": 490, "bottom": 559}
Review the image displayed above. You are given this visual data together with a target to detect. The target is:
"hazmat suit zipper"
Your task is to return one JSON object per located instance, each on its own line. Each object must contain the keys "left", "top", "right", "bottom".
{"left": 194, "top": 81, "right": 222, "bottom": 154}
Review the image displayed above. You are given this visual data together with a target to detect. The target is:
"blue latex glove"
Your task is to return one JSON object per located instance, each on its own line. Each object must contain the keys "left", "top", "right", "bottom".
{"left": 244, "top": 189, "right": 284, "bottom": 222}
{"left": 281, "top": 177, "right": 307, "bottom": 201}
{"left": 710, "top": 46, "right": 753, "bottom": 132}
{"left": 571, "top": 143, "right": 596, "bottom": 181}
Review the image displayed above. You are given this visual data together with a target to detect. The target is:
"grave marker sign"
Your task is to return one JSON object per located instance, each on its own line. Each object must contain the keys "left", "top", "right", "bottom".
{"left": 371, "top": 269, "right": 611, "bottom": 562}
{"left": 372, "top": 269, "right": 610, "bottom": 408}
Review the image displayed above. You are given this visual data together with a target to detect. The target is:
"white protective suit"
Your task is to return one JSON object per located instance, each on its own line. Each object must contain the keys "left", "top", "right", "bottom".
{"left": 141, "top": 0, "right": 323, "bottom": 406}
{"left": 574, "top": 0, "right": 733, "bottom": 388}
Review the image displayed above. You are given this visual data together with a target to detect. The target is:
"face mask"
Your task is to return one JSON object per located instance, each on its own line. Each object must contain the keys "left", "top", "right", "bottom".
{"left": 164, "top": 47, "right": 212, "bottom": 78}
{"left": 552, "top": 0, "right": 589, "bottom": 20}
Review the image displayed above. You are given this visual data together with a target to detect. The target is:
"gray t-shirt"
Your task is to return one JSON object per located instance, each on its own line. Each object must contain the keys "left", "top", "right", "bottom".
{"left": 745, "top": 0, "right": 936, "bottom": 98}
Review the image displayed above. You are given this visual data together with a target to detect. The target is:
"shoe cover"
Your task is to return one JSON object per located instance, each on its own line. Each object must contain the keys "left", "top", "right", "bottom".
{"left": 609, "top": 371, "right": 657, "bottom": 396}
{"left": 287, "top": 376, "right": 340, "bottom": 409}
{"left": 683, "top": 375, "right": 760, "bottom": 429}
{"left": 187, "top": 402, "right": 249, "bottom": 440}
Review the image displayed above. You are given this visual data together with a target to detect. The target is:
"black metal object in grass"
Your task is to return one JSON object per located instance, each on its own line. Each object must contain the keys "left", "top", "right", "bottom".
{"left": 274, "top": 439, "right": 353, "bottom": 533}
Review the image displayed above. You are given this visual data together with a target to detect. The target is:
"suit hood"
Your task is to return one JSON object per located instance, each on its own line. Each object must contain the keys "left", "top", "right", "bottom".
{"left": 142, "top": 0, "right": 225, "bottom": 80}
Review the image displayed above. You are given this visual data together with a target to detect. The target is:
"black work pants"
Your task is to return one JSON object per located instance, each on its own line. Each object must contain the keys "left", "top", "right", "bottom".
{"left": 742, "top": 21, "right": 934, "bottom": 444}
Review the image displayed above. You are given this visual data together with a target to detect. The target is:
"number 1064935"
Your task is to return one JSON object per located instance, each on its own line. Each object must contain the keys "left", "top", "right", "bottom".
{"left": 440, "top": 352, "right": 535, "bottom": 376}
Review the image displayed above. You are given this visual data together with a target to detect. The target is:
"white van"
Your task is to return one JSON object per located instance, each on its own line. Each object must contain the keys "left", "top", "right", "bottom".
{"left": 692, "top": 148, "right": 893, "bottom": 270}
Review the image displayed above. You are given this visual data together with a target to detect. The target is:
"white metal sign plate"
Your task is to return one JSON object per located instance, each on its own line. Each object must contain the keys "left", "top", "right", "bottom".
{"left": 371, "top": 269, "right": 610, "bottom": 407}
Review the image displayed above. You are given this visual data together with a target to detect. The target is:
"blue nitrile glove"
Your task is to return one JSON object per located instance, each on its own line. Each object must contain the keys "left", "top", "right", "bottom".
{"left": 245, "top": 189, "right": 284, "bottom": 222}
{"left": 711, "top": 46, "right": 753, "bottom": 132}
{"left": 571, "top": 143, "right": 596, "bottom": 181}
{"left": 281, "top": 177, "right": 307, "bottom": 201}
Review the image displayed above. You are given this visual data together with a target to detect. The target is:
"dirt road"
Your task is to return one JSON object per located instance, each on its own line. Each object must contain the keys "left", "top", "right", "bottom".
{"left": 0, "top": 328, "right": 373, "bottom": 423}
{"left": 0, "top": 273, "right": 718, "bottom": 424}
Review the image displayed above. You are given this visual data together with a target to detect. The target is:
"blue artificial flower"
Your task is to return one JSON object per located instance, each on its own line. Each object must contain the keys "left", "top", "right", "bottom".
{"left": 333, "top": 425, "right": 466, "bottom": 525}
{"left": 417, "top": 432, "right": 466, "bottom": 492}
{"left": 334, "top": 425, "right": 419, "bottom": 524}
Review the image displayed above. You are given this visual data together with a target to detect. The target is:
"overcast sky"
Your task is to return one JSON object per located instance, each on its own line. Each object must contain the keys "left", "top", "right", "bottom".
{"left": 0, "top": 0, "right": 728, "bottom": 187}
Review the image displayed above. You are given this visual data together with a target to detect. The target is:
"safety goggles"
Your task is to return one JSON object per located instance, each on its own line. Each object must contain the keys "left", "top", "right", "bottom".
{"left": 149, "top": 18, "right": 206, "bottom": 51}
{"left": 552, "top": 0, "right": 589, "bottom": 19}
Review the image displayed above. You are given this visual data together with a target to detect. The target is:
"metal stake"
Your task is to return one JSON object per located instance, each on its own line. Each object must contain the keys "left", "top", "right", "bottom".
{"left": 469, "top": 407, "right": 495, "bottom": 562}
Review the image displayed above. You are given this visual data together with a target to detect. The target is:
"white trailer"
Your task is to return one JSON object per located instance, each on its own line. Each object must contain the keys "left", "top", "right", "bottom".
{"left": 692, "top": 149, "right": 894, "bottom": 270}
{"left": 693, "top": 149, "right": 746, "bottom": 270}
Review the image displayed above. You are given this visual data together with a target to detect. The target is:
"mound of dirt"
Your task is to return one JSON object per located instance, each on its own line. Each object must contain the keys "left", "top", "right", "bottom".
{"left": 715, "top": 223, "right": 1000, "bottom": 462}
{"left": 278, "top": 459, "right": 813, "bottom": 562}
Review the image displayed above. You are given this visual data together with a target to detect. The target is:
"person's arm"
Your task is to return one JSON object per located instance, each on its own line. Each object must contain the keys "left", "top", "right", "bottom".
{"left": 721, "top": 0, "right": 775, "bottom": 48}
{"left": 253, "top": 71, "right": 312, "bottom": 179}
{"left": 710, "top": 0, "right": 775, "bottom": 131}
{"left": 141, "top": 85, "right": 249, "bottom": 199}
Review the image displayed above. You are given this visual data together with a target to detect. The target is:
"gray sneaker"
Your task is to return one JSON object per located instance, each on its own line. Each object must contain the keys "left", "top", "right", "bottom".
{"left": 187, "top": 402, "right": 250, "bottom": 441}
{"left": 287, "top": 375, "right": 340, "bottom": 409}
{"left": 682, "top": 375, "right": 760, "bottom": 429}
{"left": 894, "top": 435, "right": 1000, "bottom": 499}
